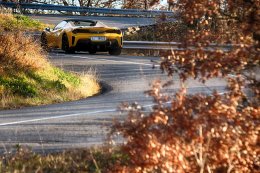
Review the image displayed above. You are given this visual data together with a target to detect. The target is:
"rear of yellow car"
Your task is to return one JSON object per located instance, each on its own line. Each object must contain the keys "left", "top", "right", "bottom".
{"left": 64, "top": 27, "right": 123, "bottom": 55}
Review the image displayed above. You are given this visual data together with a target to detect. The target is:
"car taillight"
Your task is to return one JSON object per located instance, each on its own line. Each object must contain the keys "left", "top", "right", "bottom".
{"left": 115, "top": 30, "right": 122, "bottom": 34}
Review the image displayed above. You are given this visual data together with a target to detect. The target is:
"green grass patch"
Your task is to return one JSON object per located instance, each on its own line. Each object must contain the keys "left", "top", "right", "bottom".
{"left": 53, "top": 67, "right": 81, "bottom": 87}
{"left": 0, "top": 75, "right": 37, "bottom": 97}
{"left": 0, "top": 66, "right": 100, "bottom": 109}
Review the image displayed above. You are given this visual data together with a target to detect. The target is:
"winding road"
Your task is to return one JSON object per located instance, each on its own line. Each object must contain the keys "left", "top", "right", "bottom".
{"left": 0, "top": 15, "right": 226, "bottom": 153}
{"left": 0, "top": 51, "right": 226, "bottom": 153}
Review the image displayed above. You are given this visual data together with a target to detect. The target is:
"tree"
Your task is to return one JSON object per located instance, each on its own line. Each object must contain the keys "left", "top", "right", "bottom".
{"left": 111, "top": 0, "right": 259, "bottom": 172}
{"left": 19, "top": 0, "right": 123, "bottom": 8}
{"left": 122, "top": 0, "right": 160, "bottom": 10}
{"left": 167, "top": 0, "right": 176, "bottom": 11}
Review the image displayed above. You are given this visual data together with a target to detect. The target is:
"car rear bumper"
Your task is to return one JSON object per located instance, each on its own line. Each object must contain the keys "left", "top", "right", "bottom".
{"left": 72, "top": 38, "right": 121, "bottom": 51}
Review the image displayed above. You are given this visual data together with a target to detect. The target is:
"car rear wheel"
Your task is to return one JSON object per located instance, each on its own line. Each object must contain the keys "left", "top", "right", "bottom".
{"left": 109, "top": 48, "right": 121, "bottom": 56}
{"left": 62, "top": 34, "right": 75, "bottom": 54}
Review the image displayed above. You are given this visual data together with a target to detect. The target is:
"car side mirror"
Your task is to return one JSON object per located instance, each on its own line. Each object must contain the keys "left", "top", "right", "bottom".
{"left": 45, "top": 27, "right": 51, "bottom": 32}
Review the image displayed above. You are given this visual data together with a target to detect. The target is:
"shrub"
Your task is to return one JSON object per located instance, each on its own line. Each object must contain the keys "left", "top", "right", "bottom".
{"left": 124, "top": 21, "right": 188, "bottom": 42}
{"left": 111, "top": 0, "right": 259, "bottom": 172}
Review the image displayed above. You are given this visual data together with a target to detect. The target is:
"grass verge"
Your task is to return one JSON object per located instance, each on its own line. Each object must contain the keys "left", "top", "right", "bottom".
{"left": 0, "top": 14, "right": 100, "bottom": 109}
{"left": 0, "top": 12, "right": 47, "bottom": 31}
{"left": 0, "top": 146, "right": 129, "bottom": 173}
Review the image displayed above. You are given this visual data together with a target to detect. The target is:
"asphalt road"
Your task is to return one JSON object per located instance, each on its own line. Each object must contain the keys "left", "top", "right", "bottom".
{"left": 29, "top": 14, "right": 160, "bottom": 28}
{"left": 0, "top": 51, "right": 226, "bottom": 153}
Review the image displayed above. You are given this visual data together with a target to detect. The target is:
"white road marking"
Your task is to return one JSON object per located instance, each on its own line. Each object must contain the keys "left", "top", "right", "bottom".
{"left": 71, "top": 55, "right": 160, "bottom": 67}
{"left": 0, "top": 89, "right": 227, "bottom": 127}
{"left": 0, "top": 102, "right": 164, "bottom": 127}
{"left": 0, "top": 52, "right": 227, "bottom": 127}
{"left": 0, "top": 109, "right": 115, "bottom": 126}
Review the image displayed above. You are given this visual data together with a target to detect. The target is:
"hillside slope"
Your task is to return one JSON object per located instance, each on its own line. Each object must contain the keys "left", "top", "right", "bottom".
{"left": 0, "top": 13, "right": 100, "bottom": 109}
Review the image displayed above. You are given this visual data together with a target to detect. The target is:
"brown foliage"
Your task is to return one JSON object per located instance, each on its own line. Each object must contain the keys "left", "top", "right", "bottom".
{"left": 160, "top": 0, "right": 259, "bottom": 104}
{"left": 0, "top": 31, "right": 48, "bottom": 75}
{"left": 123, "top": 0, "right": 160, "bottom": 10}
{"left": 124, "top": 21, "right": 188, "bottom": 42}
{"left": 111, "top": 0, "right": 260, "bottom": 172}
{"left": 112, "top": 80, "right": 259, "bottom": 172}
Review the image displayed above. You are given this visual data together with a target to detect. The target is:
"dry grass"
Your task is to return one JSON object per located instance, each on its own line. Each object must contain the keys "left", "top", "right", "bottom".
{"left": 75, "top": 68, "right": 100, "bottom": 98}
{"left": 0, "top": 32, "right": 48, "bottom": 74}
{"left": 0, "top": 14, "right": 100, "bottom": 109}
{"left": 69, "top": 74, "right": 100, "bottom": 99}
{"left": 0, "top": 6, "right": 12, "bottom": 14}
{"left": 0, "top": 12, "right": 47, "bottom": 31}
{"left": 0, "top": 146, "right": 129, "bottom": 173}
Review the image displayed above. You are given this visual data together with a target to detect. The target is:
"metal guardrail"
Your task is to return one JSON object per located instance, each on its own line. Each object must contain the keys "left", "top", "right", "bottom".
{"left": 123, "top": 41, "right": 235, "bottom": 51}
{"left": 124, "top": 41, "right": 181, "bottom": 50}
{"left": 0, "top": 2, "right": 174, "bottom": 17}
{"left": 28, "top": 33, "right": 235, "bottom": 51}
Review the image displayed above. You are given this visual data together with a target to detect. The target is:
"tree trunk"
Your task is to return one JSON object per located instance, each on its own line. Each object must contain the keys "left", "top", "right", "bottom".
{"left": 86, "top": 0, "right": 91, "bottom": 7}
{"left": 144, "top": 0, "right": 148, "bottom": 10}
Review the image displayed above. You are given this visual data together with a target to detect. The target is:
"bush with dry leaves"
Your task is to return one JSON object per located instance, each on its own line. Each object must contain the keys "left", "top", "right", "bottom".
{"left": 111, "top": 0, "right": 259, "bottom": 172}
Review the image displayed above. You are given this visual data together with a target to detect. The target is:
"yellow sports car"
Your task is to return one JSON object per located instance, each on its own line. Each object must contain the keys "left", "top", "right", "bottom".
{"left": 41, "top": 19, "right": 123, "bottom": 55}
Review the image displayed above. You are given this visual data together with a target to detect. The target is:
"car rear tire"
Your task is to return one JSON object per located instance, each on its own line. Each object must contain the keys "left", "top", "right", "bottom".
{"left": 109, "top": 48, "right": 121, "bottom": 56}
{"left": 62, "top": 34, "right": 75, "bottom": 54}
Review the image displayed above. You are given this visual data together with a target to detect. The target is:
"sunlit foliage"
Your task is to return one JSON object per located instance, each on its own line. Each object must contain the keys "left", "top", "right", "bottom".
{"left": 111, "top": 0, "right": 259, "bottom": 172}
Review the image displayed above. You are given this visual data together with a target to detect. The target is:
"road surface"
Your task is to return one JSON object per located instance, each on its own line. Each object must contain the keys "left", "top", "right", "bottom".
{"left": 0, "top": 51, "right": 226, "bottom": 153}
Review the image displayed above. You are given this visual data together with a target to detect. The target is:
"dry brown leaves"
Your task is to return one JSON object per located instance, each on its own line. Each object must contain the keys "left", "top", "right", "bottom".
{"left": 111, "top": 0, "right": 260, "bottom": 172}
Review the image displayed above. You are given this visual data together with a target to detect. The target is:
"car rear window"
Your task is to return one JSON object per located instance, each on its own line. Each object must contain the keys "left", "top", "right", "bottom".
{"left": 95, "top": 22, "right": 107, "bottom": 27}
